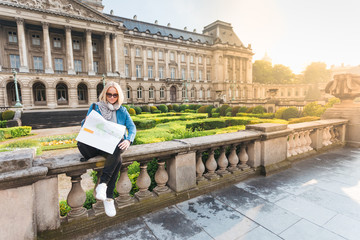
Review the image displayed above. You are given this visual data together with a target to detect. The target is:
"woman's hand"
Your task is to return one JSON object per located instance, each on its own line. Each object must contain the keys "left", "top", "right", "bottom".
{"left": 118, "top": 140, "right": 131, "bottom": 150}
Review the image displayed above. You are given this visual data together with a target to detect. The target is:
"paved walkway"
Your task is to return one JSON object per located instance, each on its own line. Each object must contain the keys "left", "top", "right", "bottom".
{"left": 86, "top": 147, "right": 360, "bottom": 240}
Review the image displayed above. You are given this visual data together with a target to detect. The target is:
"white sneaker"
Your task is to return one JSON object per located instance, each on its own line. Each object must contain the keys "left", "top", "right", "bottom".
{"left": 95, "top": 183, "right": 107, "bottom": 201}
{"left": 104, "top": 198, "right": 116, "bottom": 217}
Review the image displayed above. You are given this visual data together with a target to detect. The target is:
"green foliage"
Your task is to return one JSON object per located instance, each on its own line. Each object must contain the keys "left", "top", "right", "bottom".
{"left": 0, "top": 120, "right": 7, "bottom": 128}
{"left": 211, "top": 113, "right": 220, "bottom": 118}
{"left": 252, "top": 106, "right": 266, "bottom": 114}
{"left": 231, "top": 106, "right": 241, "bottom": 116}
{"left": 0, "top": 126, "right": 32, "bottom": 140}
{"left": 150, "top": 106, "right": 158, "bottom": 113}
{"left": 197, "top": 105, "right": 208, "bottom": 113}
{"left": 83, "top": 189, "right": 96, "bottom": 210}
{"left": 238, "top": 106, "right": 247, "bottom": 113}
{"left": 246, "top": 107, "right": 254, "bottom": 113}
{"left": 186, "top": 119, "right": 227, "bottom": 131}
{"left": 0, "top": 111, "right": 2, "bottom": 120}
{"left": 152, "top": 110, "right": 161, "bottom": 113}
{"left": 272, "top": 64, "right": 294, "bottom": 84}
{"left": 133, "top": 119, "right": 156, "bottom": 129}
{"left": 225, "top": 107, "right": 232, "bottom": 115}
{"left": 224, "top": 118, "right": 251, "bottom": 126}
{"left": 172, "top": 104, "right": 180, "bottom": 112}
{"left": 134, "top": 107, "right": 142, "bottom": 114}
{"left": 211, "top": 108, "right": 220, "bottom": 113}
{"left": 325, "top": 97, "right": 340, "bottom": 108}
{"left": 127, "top": 161, "right": 140, "bottom": 195}
{"left": 302, "top": 102, "right": 326, "bottom": 117}
{"left": 122, "top": 105, "right": 130, "bottom": 111}
{"left": 236, "top": 113, "right": 275, "bottom": 119}
{"left": 219, "top": 104, "right": 229, "bottom": 116}
{"left": 282, "top": 107, "right": 299, "bottom": 120}
{"left": 253, "top": 60, "right": 295, "bottom": 84}
{"left": 179, "top": 104, "right": 189, "bottom": 111}
{"left": 184, "top": 109, "right": 196, "bottom": 113}
{"left": 303, "top": 62, "right": 330, "bottom": 83}
{"left": 167, "top": 105, "right": 173, "bottom": 111}
{"left": 59, "top": 200, "right": 71, "bottom": 217}
{"left": 275, "top": 107, "right": 287, "bottom": 119}
{"left": 141, "top": 105, "right": 151, "bottom": 112}
{"left": 2, "top": 110, "right": 15, "bottom": 120}
{"left": 128, "top": 108, "right": 136, "bottom": 115}
{"left": 188, "top": 104, "right": 198, "bottom": 110}
{"left": 158, "top": 104, "right": 168, "bottom": 113}
{"left": 288, "top": 116, "right": 320, "bottom": 124}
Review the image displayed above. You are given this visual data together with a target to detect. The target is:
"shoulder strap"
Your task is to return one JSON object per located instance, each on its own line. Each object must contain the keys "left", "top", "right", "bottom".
{"left": 92, "top": 103, "right": 96, "bottom": 110}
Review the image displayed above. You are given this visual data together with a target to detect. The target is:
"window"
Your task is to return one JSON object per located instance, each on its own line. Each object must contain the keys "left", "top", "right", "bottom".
{"left": 53, "top": 37, "right": 61, "bottom": 48}
{"left": 124, "top": 46, "right": 128, "bottom": 56}
{"left": 54, "top": 58, "right": 64, "bottom": 72}
{"left": 190, "top": 69, "right": 194, "bottom": 80}
{"left": 136, "top": 65, "right": 142, "bottom": 78}
{"left": 56, "top": 83, "right": 68, "bottom": 104}
{"left": 199, "top": 56, "right": 202, "bottom": 64}
{"left": 92, "top": 42, "right": 97, "bottom": 52}
{"left": 149, "top": 87, "right": 154, "bottom": 99}
{"left": 199, "top": 89, "right": 203, "bottom": 99}
{"left": 181, "top": 54, "right": 185, "bottom": 62}
{"left": 77, "top": 83, "right": 88, "bottom": 103}
{"left": 135, "top": 48, "right": 141, "bottom": 57}
{"left": 33, "top": 56, "right": 43, "bottom": 71}
{"left": 199, "top": 70, "right": 202, "bottom": 80}
{"left": 93, "top": 61, "right": 99, "bottom": 73}
{"left": 181, "top": 68, "right": 186, "bottom": 80}
{"left": 158, "top": 51, "right": 163, "bottom": 60}
{"left": 33, "top": 82, "right": 46, "bottom": 103}
{"left": 191, "top": 88, "right": 195, "bottom": 98}
{"left": 137, "top": 87, "right": 142, "bottom": 99}
{"left": 190, "top": 55, "right": 194, "bottom": 63}
{"left": 73, "top": 40, "right": 80, "bottom": 50}
{"left": 74, "top": 60, "right": 82, "bottom": 72}
{"left": 10, "top": 55, "right": 20, "bottom": 69}
{"left": 288, "top": 91, "right": 291, "bottom": 97}
{"left": 182, "top": 88, "right": 186, "bottom": 98}
{"left": 206, "top": 57, "right": 210, "bottom": 65}
{"left": 206, "top": 71, "right": 211, "bottom": 81}
{"left": 125, "top": 64, "right": 129, "bottom": 77}
{"left": 8, "top": 31, "right": 17, "bottom": 43}
{"left": 32, "top": 34, "right": 40, "bottom": 46}
{"left": 207, "top": 89, "right": 211, "bottom": 98}
{"left": 295, "top": 90, "right": 299, "bottom": 96}
{"left": 160, "top": 87, "right": 165, "bottom": 98}
{"left": 126, "top": 87, "right": 131, "bottom": 99}
{"left": 148, "top": 65, "right": 153, "bottom": 78}
{"left": 170, "top": 67, "right": 176, "bottom": 79}
{"left": 170, "top": 52, "right": 175, "bottom": 61}
{"left": 159, "top": 67, "right": 164, "bottom": 79}
{"left": 147, "top": 49, "right": 153, "bottom": 59}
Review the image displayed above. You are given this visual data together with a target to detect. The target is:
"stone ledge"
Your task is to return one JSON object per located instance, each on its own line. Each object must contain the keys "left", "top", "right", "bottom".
{"left": 0, "top": 166, "right": 48, "bottom": 190}
{"left": 0, "top": 148, "right": 36, "bottom": 174}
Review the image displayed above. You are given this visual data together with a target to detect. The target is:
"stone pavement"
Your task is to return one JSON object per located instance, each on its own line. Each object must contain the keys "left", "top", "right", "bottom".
{"left": 86, "top": 147, "right": 360, "bottom": 240}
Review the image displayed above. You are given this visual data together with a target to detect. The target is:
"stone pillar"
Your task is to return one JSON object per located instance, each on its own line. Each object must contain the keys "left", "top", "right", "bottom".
{"left": 239, "top": 58, "right": 243, "bottom": 83}
{"left": 86, "top": 29, "right": 95, "bottom": 75}
{"left": 232, "top": 57, "right": 236, "bottom": 82}
{"left": 46, "top": 88, "right": 57, "bottom": 109}
{"left": 116, "top": 33, "right": 125, "bottom": 78}
{"left": 89, "top": 87, "right": 97, "bottom": 103}
{"left": 177, "top": 51, "right": 181, "bottom": 79}
{"left": 204, "top": 56, "right": 207, "bottom": 83}
{"left": 42, "top": 22, "right": 54, "bottom": 74}
{"left": 247, "top": 58, "right": 253, "bottom": 83}
{"left": 154, "top": 48, "right": 159, "bottom": 80}
{"left": 111, "top": 33, "right": 119, "bottom": 74}
{"left": 224, "top": 57, "right": 228, "bottom": 81}
{"left": 165, "top": 50, "right": 169, "bottom": 79}
{"left": 143, "top": 48, "right": 148, "bottom": 80}
{"left": 130, "top": 44, "right": 136, "bottom": 80}
{"left": 68, "top": 87, "right": 78, "bottom": 108}
{"left": 65, "top": 26, "right": 75, "bottom": 75}
{"left": 16, "top": 18, "right": 29, "bottom": 72}
{"left": 166, "top": 151, "right": 196, "bottom": 192}
{"left": 186, "top": 53, "right": 190, "bottom": 80}
{"left": 195, "top": 54, "right": 199, "bottom": 81}
{"left": 104, "top": 33, "right": 112, "bottom": 75}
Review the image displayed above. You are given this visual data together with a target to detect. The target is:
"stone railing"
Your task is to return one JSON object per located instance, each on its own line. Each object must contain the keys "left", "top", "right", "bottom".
{"left": 0, "top": 119, "right": 348, "bottom": 240}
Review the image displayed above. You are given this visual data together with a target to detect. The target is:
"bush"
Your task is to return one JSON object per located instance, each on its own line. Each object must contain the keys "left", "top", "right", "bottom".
{"left": 219, "top": 104, "right": 229, "bottom": 116}
{"left": 225, "top": 112, "right": 232, "bottom": 116}
{"left": 0, "top": 126, "right": 32, "bottom": 140}
{"left": 152, "top": 110, "right": 161, "bottom": 114}
{"left": 184, "top": 109, "right": 196, "bottom": 113}
{"left": 288, "top": 116, "right": 320, "bottom": 124}
{"left": 134, "top": 107, "right": 142, "bottom": 114}
{"left": 0, "top": 120, "right": 7, "bottom": 128}
{"left": 238, "top": 106, "right": 247, "bottom": 113}
{"left": 211, "top": 108, "right": 220, "bottom": 114}
{"left": 211, "top": 113, "right": 220, "bottom": 118}
{"left": 224, "top": 118, "right": 251, "bottom": 126}
{"left": 83, "top": 189, "right": 96, "bottom": 210}
{"left": 128, "top": 108, "right": 136, "bottom": 115}
{"left": 275, "top": 107, "right": 287, "bottom": 119}
{"left": 189, "top": 104, "right": 198, "bottom": 110}
{"left": 231, "top": 106, "right": 241, "bottom": 116}
{"left": 150, "top": 106, "right": 158, "bottom": 113}
{"left": 141, "top": 105, "right": 151, "bottom": 112}
{"left": 167, "top": 105, "right": 173, "bottom": 111}
{"left": 158, "top": 104, "right": 168, "bottom": 113}
{"left": 172, "top": 104, "right": 180, "bottom": 112}
{"left": 186, "top": 119, "right": 227, "bottom": 131}
{"left": 325, "top": 97, "right": 340, "bottom": 108}
{"left": 282, "top": 107, "right": 299, "bottom": 120}
{"left": 236, "top": 113, "right": 275, "bottom": 119}
{"left": 133, "top": 119, "right": 157, "bottom": 129}
{"left": 179, "top": 104, "right": 189, "bottom": 111}
{"left": 246, "top": 107, "right": 254, "bottom": 113}
{"left": 122, "top": 105, "right": 130, "bottom": 111}
{"left": 2, "top": 110, "right": 15, "bottom": 120}
{"left": 225, "top": 107, "right": 232, "bottom": 116}
{"left": 252, "top": 106, "right": 266, "bottom": 114}
{"left": 302, "top": 102, "right": 326, "bottom": 117}
{"left": 59, "top": 200, "right": 71, "bottom": 217}
{"left": 197, "top": 105, "right": 208, "bottom": 113}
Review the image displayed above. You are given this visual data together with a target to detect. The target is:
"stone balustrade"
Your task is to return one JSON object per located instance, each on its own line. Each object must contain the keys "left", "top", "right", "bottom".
{"left": 0, "top": 119, "right": 348, "bottom": 240}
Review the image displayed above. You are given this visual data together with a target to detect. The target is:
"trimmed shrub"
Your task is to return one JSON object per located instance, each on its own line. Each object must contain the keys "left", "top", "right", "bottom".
{"left": 172, "top": 104, "right": 180, "bottom": 112}
{"left": 219, "top": 104, "right": 229, "bottom": 116}
{"left": 141, "top": 105, "right": 151, "bottom": 112}
{"left": 252, "top": 106, "right": 266, "bottom": 114}
{"left": 184, "top": 109, "right": 196, "bottom": 113}
{"left": 225, "top": 107, "right": 232, "bottom": 116}
{"left": 158, "top": 104, "right": 168, "bottom": 113}
{"left": 211, "top": 113, "right": 220, "bottom": 118}
{"left": 133, "top": 119, "right": 156, "bottom": 129}
{"left": 59, "top": 201, "right": 71, "bottom": 217}
{"left": 275, "top": 107, "right": 287, "bottom": 119}
{"left": 167, "top": 105, "right": 173, "bottom": 111}
{"left": 288, "top": 116, "right": 320, "bottom": 124}
{"left": 225, "top": 112, "right": 232, "bottom": 116}
{"left": 231, "top": 106, "right": 241, "bottom": 116}
{"left": 134, "top": 107, "right": 142, "bottom": 114}
{"left": 224, "top": 118, "right": 251, "bottom": 126}
{"left": 189, "top": 104, "right": 198, "bottom": 110}
{"left": 186, "top": 119, "right": 227, "bottom": 131}
{"left": 150, "top": 106, "right": 158, "bottom": 113}
{"left": 197, "top": 105, "right": 208, "bottom": 113}
{"left": 238, "top": 106, "right": 247, "bottom": 113}
{"left": 83, "top": 189, "right": 96, "bottom": 210}
{"left": 122, "top": 105, "right": 130, "bottom": 111}
{"left": 302, "top": 102, "right": 325, "bottom": 117}
{"left": 0, "top": 126, "right": 32, "bottom": 140}
{"left": 246, "top": 107, "right": 254, "bottom": 113}
{"left": 236, "top": 113, "right": 275, "bottom": 119}
{"left": 152, "top": 110, "right": 161, "bottom": 114}
{"left": 2, "top": 110, "right": 15, "bottom": 120}
{"left": 325, "top": 97, "right": 340, "bottom": 108}
{"left": 129, "top": 108, "right": 136, "bottom": 115}
{"left": 179, "top": 104, "right": 189, "bottom": 111}
{"left": 282, "top": 107, "right": 299, "bottom": 120}
{"left": 0, "top": 120, "right": 7, "bottom": 128}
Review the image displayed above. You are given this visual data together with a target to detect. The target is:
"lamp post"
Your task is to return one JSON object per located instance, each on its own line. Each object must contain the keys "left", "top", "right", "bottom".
{"left": 12, "top": 69, "right": 22, "bottom": 107}
{"left": 102, "top": 74, "right": 106, "bottom": 88}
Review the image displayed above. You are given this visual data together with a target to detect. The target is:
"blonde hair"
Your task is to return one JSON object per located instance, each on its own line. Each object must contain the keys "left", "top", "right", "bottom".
{"left": 98, "top": 81, "right": 124, "bottom": 105}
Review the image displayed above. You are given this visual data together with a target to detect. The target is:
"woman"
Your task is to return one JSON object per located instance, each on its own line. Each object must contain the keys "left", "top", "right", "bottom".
{"left": 77, "top": 81, "right": 136, "bottom": 217}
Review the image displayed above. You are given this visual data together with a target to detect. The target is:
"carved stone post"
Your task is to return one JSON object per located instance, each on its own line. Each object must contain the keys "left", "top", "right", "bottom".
{"left": 196, "top": 151, "right": 205, "bottom": 180}
{"left": 299, "top": 131, "right": 308, "bottom": 152}
{"left": 66, "top": 170, "right": 87, "bottom": 220}
{"left": 238, "top": 144, "right": 249, "bottom": 170}
{"left": 204, "top": 148, "right": 219, "bottom": 180}
{"left": 216, "top": 146, "right": 229, "bottom": 176}
{"left": 305, "top": 130, "right": 313, "bottom": 151}
{"left": 135, "top": 162, "right": 153, "bottom": 200}
{"left": 228, "top": 144, "right": 239, "bottom": 172}
{"left": 116, "top": 164, "right": 136, "bottom": 206}
{"left": 153, "top": 161, "right": 171, "bottom": 195}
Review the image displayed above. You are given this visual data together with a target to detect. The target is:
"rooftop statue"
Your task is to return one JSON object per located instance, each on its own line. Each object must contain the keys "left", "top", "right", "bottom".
{"left": 325, "top": 74, "right": 360, "bottom": 102}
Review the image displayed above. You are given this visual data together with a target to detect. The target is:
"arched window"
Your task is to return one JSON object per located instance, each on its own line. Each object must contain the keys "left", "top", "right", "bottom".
{"left": 160, "top": 87, "right": 165, "bottom": 99}
{"left": 33, "top": 82, "right": 46, "bottom": 105}
{"left": 149, "top": 87, "right": 154, "bottom": 99}
{"left": 199, "top": 88, "right": 203, "bottom": 99}
{"left": 6, "top": 82, "right": 22, "bottom": 106}
{"left": 137, "top": 87, "right": 142, "bottom": 99}
{"left": 77, "top": 83, "right": 88, "bottom": 104}
{"left": 191, "top": 88, "right": 195, "bottom": 98}
{"left": 182, "top": 88, "right": 186, "bottom": 98}
{"left": 56, "top": 83, "right": 68, "bottom": 105}
{"left": 126, "top": 86, "right": 131, "bottom": 99}
{"left": 207, "top": 89, "right": 211, "bottom": 99}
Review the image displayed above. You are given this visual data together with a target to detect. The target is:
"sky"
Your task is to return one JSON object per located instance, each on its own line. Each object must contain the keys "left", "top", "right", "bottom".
{"left": 102, "top": 0, "right": 360, "bottom": 74}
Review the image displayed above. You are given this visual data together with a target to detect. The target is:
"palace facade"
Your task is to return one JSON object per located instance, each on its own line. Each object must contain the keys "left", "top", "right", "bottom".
{"left": 0, "top": 0, "right": 310, "bottom": 110}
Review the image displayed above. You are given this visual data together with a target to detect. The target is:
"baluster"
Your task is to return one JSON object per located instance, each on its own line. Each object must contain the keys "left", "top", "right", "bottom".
{"left": 204, "top": 148, "right": 219, "bottom": 180}
{"left": 289, "top": 133, "right": 297, "bottom": 156}
{"left": 92, "top": 168, "right": 104, "bottom": 215}
{"left": 287, "top": 140, "right": 291, "bottom": 158}
{"left": 135, "top": 162, "right": 153, "bottom": 200}
{"left": 153, "top": 161, "right": 171, "bottom": 195}
{"left": 116, "top": 164, "right": 136, "bottom": 206}
{"left": 228, "top": 144, "right": 239, "bottom": 172}
{"left": 238, "top": 144, "right": 249, "bottom": 170}
{"left": 327, "top": 127, "right": 333, "bottom": 145}
{"left": 294, "top": 132, "right": 303, "bottom": 154}
{"left": 196, "top": 151, "right": 205, "bottom": 181}
{"left": 329, "top": 127, "right": 336, "bottom": 142}
{"left": 305, "top": 130, "right": 313, "bottom": 151}
{"left": 287, "top": 134, "right": 293, "bottom": 157}
{"left": 66, "top": 170, "right": 87, "bottom": 220}
{"left": 216, "top": 146, "right": 229, "bottom": 176}
{"left": 322, "top": 127, "right": 329, "bottom": 146}
{"left": 299, "top": 131, "right": 308, "bottom": 153}
{"left": 333, "top": 127, "right": 340, "bottom": 142}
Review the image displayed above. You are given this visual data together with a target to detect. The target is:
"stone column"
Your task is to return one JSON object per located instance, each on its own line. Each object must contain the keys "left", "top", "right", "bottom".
{"left": 247, "top": 58, "right": 252, "bottom": 83}
{"left": 239, "top": 58, "right": 243, "bottom": 83}
{"left": 143, "top": 48, "right": 148, "bottom": 80}
{"left": 86, "top": 29, "right": 95, "bottom": 75}
{"left": 16, "top": 18, "right": 29, "bottom": 72}
{"left": 130, "top": 44, "right": 136, "bottom": 80}
{"left": 69, "top": 87, "right": 78, "bottom": 108}
{"left": 65, "top": 26, "right": 75, "bottom": 75}
{"left": 232, "top": 57, "right": 236, "bottom": 82}
{"left": 186, "top": 53, "right": 190, "bottom": 80}
{"left": 195, "top": 54, "right": 199, "bottom": 82}
{"left": 46, "top": 88, "right": 56, "bottom": 109}
{"left": 116, "top": 33, "right": 125, "bottom": 78}
{"left": 165, "top": 50, "right": 169, "bottom": 79}
{"left": 204, "top": 56, "right": 207, "bottom": 83}
{"left": 154, "top": 48, "right": 159, "bottom": 81}
{"left": 89, "top": 87, "right": 97, "bottom": 103}
{"left": 224, "top": 57, "right": 228, "bottom": 81}
{"left": 177, "top": 51, "right": 181, "bottom": 79}
{"left": 42, "top": 22, "right": 54, "bottom": 74}
{"left": 111, "top": 33, "right": 119, "bottom": 74}
{"left": 104, "top": 33, "right": 112, "bottom": 76}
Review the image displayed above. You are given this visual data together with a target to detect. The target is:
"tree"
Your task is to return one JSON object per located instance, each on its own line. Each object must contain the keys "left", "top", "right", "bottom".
{"left": 272, "top": 64, "right": 295, "bottom": 84}
{"left": 252, "top": 60, "right": 275, "bottom": 84}
{"left": 303, "top": 62, "right": 330, "bottom": 83}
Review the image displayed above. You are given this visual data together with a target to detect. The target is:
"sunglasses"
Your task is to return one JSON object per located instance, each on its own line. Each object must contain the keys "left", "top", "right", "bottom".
{"left": 106, "top": 93, "right": 118, "bottom": 98}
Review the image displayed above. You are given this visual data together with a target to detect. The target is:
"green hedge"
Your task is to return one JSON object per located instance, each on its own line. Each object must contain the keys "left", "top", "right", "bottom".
{"left": 133, "top": 119, "right": 157, "bottom": 129}
{"left": 0, "top": 126, "right": 32, "bottom": 140}
{"left": 0, "top": 120, "right": 7, "bottom": 128}
{"left": 236, "top": 112, "right": 275, "bottom": 119}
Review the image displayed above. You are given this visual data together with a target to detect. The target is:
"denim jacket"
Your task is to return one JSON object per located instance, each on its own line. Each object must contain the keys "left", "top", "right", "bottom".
{"left": 82, "top": 103, "right": 136, "bottom": 143}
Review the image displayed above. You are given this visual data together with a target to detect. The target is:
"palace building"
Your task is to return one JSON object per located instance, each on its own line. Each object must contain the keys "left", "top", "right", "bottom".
{"left": 0, "top": 0, "right": 310, "bottom": 110}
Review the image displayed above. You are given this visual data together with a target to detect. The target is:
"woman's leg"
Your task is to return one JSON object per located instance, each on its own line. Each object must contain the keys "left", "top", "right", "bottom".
{"left": 106, "top": 159, "right": 122, "bottom": 199}
{"left": 77, "top": 142, "right": 100, "bottom": 160}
